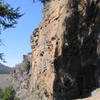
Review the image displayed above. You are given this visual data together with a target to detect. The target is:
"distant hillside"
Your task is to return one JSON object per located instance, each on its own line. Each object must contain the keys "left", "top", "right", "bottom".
{"left": 0, "top": 63, "right": 12, "bottom": 74}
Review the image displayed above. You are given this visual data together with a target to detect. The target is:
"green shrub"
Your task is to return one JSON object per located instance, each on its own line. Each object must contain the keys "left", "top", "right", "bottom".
{"left": 2, "top": 85, "right": 18, "bottom": 100}
{"left": 0, "top": 88, "right": 4, "bottom": 98}
{"left": 23, "top": 58, "right": 30, "bottom": 73}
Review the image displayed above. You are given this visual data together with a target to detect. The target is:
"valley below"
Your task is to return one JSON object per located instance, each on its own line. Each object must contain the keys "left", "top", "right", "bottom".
{"left": 0, "top": 74, "right": 11, "bottom": 90}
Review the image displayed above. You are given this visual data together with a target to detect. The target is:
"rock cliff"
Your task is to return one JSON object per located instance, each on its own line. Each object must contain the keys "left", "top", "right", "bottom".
{"left": 11, "top": 53, "right": 34, "bottom": 100}
{"left": 31, "top": 0, "right": 100, "bottom": 100}
{"left": 31, "top": 0, "right": 67, "bottom": 99}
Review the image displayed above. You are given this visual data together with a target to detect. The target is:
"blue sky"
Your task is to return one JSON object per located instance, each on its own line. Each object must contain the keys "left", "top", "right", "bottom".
{"left": 0, "top": 0, "right": 43, "bottom": 67}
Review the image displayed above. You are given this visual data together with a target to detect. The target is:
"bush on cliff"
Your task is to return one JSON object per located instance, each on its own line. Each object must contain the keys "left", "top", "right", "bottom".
{"left": 0, "top": 85, "right": 19, "bottom": 100}
{"left": 23, "top": 58, "right": 30, "bottom": 73}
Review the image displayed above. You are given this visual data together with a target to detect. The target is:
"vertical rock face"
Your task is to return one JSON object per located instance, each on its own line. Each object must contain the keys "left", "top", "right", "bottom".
{"left": 31, "top": 0, "right": 100, "bottom": 100}
{"left": 31, "top": 0, "right": 68, "bottom": 99}
{"left": 31, "top": 0, "right": 69, "bottom": 99}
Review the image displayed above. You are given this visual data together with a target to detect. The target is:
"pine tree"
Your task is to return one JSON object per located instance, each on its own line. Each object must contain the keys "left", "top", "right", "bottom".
{"left": 0, "top": 0, "right": 22, "bottom": 30}
{"left": 0, "top": 0, "right": 22, "bottom": 60}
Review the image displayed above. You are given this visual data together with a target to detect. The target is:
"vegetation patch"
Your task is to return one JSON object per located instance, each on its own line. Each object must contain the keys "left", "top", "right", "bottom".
{"left": 23, "top": 58, "right": 30, "bottom": 73}
{"left": 0, "top": 85, "right": 19, "bottom": 100}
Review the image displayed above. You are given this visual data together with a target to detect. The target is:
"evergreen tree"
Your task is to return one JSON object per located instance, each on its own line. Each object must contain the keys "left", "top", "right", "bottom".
{"left": 0, "top": 0, "right": 22, "bottom": 30}
{"left": 0, "top": 0, "right": 22, "bottom": 60}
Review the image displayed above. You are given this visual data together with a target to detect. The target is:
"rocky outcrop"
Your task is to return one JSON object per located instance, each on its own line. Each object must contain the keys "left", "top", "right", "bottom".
{"left": 11, "top": 53, "right": 34, "bottom": 100}
{"left": 31, "top": 0, "right": 100, "bottom": 100}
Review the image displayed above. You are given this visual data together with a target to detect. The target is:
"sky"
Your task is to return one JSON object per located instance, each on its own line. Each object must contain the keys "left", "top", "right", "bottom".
{"left": 0, "top": 0, "right": 43, "bottom": 67}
